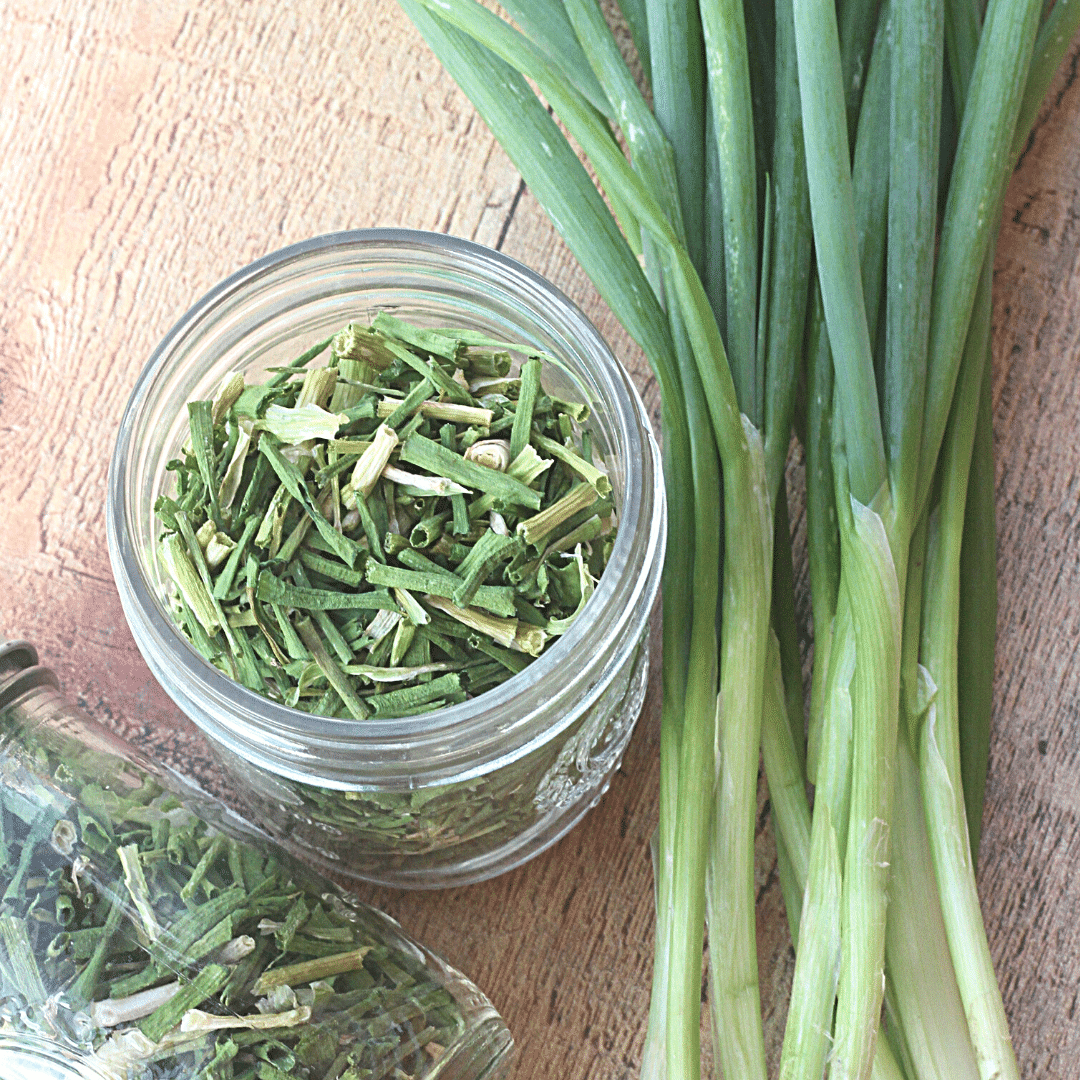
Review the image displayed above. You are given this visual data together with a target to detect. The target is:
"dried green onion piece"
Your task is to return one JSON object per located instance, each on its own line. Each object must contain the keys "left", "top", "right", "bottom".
{"left": 509, "top": 357, "right": 542, "bottom": 460}
{"left": 259, "top": 439, "right": 362, "bottom": 569}
{"left": 187, "top": 401, "right": 224, "bottom": 530}
{"left": 382, "top": 378, "right": 436, "bottom": 429}
{"left": 297, "top": 549, "right": 365, "bottom": 589}
{"left": 295, "top": 618, "right": 370, "bottom": 720}
{"left": 379, "top": 334, "right": 475, "bottom": 407}
{"left": 372, "top": 311, "right": 463, "bottom": 361}
{"left": 517, "top": 483, "right": 599, "bottom": 546}
{"left": 160, "top": 533, "right": 221, "bottom": 637}
{"left": 366, "top": 562, "right": 516, "bottom": 619}
{"left": 377, "top": 397, "right": 493, "bottom": 426}
{"left": 401, "top": 434, "right": 542, "bottom": 509}
{"left": 0, "top": 914, "right": 46, "bottom": 1005}
{"left": 138, "top": 963, "right": 230, "bottom": 1042}
{"left": 370, "top": 673, "right": 463, "bottom": 716}
{"left": 451, "top": 530, "right": 521, "bottom": 609}
{"left": 255, "top": 572, "right": 397, "bottom": 613}
{"left": 530, "top": 430, "right": 611, "bottom": 495}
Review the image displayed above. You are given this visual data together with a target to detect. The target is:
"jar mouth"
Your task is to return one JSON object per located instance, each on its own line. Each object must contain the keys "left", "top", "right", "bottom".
{"left": 107, "top": 229, "right": 664, "bottom": 786}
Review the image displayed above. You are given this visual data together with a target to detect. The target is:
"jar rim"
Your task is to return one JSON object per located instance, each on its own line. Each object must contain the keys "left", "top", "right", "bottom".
{"left": 107, "top": 229, "right": 665, "bottom": 785}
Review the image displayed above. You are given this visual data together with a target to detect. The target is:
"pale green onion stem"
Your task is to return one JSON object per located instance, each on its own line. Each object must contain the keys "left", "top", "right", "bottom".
{"left": 885, "top": 729, "right": 981, "bottom": 1080}
{"left": 829, "top": 486, "right": 902, "bottom": 1080}
{"left": 777, "top": 566, "right": 854, "bottom": 1080}
{"left": 879, "top": 501, "right": 984, "bottom": 1080}
{"left": 664, "top": 305, "right": 723, "bottom": 1080}
{"left": 920, "top": 247, "right": 1020, "bottom": 1080}
{"left": 804, "top": 291, "right": 839, "bottom": 784}
{"left": 705, "top": 422, "right": 772, "bottom": 1080}
{"left": 772, "top": 489, "right": 807, "bottom": 773}
{"left": 804, "top": 0, "right": 889, "bottom": 779}
{"left": 778, "top": 802, "right": 841, "bottom": 1080}
{"left": 760, "top": 630, "right": 812, "bottom": 927}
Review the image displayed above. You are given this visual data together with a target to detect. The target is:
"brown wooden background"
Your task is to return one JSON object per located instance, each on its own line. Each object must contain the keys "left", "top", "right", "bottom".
{"left": 2, "top": 3, "right": 1078, "bottom": 1077}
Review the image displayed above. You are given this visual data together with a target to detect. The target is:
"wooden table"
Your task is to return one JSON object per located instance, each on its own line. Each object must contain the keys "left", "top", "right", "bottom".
{"left": 2, "top": 4, "right": 1078, "bottom": 1076}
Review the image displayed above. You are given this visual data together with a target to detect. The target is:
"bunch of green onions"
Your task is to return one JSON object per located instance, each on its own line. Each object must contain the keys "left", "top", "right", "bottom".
{"left": 396, "top": 1, "right": 1077, "bottom": 1077}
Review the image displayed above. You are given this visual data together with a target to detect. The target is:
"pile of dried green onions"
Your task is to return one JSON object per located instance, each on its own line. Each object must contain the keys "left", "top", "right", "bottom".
{"left": 397, "top": 0, "right": 1078, "bottom": 1077}
{"left": 156, "top": 315, "right": 613, "bottom": 719}
{"left": 0, "top": 702, "right": 466, "bottom": 1078}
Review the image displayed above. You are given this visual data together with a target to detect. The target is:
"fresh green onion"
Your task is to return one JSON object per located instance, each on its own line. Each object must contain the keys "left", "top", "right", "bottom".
{"left": 394, "top": 3, "right": 1077, "bottom": 1077}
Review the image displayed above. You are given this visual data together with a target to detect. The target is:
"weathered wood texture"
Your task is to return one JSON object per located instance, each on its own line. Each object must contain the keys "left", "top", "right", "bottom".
{"left": 1, "top": 3, "right": 1078, "bottom": 1077}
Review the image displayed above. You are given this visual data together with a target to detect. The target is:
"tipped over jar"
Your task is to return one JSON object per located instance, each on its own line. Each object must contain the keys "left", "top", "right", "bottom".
{"left": 0, "top": 636, "right": 512, "bottom": 1080}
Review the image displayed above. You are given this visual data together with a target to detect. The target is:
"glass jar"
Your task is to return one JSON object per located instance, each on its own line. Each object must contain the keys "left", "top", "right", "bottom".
{"left": 107, "top": 229, "right": 665, "bottom": 888}
{"left": 0, "top": 636, "right": 512, "bottom": 1079}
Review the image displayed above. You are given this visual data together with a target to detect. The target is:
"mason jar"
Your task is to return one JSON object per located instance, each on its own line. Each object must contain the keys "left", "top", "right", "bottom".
{"left": 0, "top": 635, "right": 512, "bottom": 1079}
{"left": 107, "top": 229, "right": 665, "bottom": 888}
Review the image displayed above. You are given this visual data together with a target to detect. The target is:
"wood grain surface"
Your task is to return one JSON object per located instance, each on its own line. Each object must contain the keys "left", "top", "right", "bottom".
{"left": 1, "top": 4, "right": 1078, "bottom": 1077}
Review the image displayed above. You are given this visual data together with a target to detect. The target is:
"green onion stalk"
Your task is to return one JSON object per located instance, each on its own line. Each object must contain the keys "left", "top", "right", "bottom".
{"left": 393, "top": 11, "right": 726, "bottom": 1079}
{"left": 869, "top": 0, "right": 981, "bottom": 1074}
{"left": 903, "top": 9, "right": 1080, "bottom": 1080}
{"left": 785, "top": 3, "right": 1052, "bottom": 1080}
{"left": 882, "top": 2, "right": 989, "bottom": 1078}
{"left": 786, "top": 3, "right": 1050, "bottom": 1080}
{"left": 804, "top": 0, "right": 890, "bottom": 787}
{"left": 555, "top": 5, "right": 708, "bottom": 1073}
{"left": 568, "top": 8, "right": 702, "bottom": 1076}
{"left": 788, "top": 9, "right": 903, "bottom": 1077}
{"left": 918, "top": 271, "right": 1014, "bottom": 1080}
{"left": 908, "top": 7, "right": 1049, "bottom": 1078}
{"left": 394, "top": 1, "right": 1079, "bottom": 1078}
